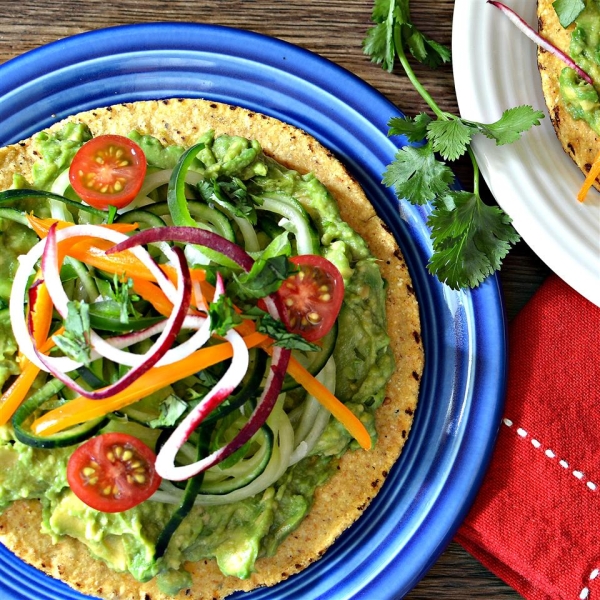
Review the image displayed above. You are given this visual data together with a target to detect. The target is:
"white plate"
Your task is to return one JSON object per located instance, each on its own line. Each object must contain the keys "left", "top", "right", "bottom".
{"left": 453, "top": 0, "right": 600, "bottom": 307}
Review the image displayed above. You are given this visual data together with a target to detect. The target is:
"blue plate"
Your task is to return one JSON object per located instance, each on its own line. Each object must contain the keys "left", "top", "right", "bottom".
{"left": 0, "top": 23, "right": 507, "bottom": 600}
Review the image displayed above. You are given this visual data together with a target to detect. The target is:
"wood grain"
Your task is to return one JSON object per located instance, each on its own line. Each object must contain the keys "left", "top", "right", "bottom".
{"left": 0, "top": 0, "right": 543, "bottom": 597}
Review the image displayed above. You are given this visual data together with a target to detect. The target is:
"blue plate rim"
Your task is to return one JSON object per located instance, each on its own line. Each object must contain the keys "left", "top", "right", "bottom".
{"left": 0, "top": 22, "right": 507, "bottom": 600}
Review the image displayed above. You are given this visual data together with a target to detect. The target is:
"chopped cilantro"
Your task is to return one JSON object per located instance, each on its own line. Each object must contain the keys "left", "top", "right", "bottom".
{"left": 53, "top": 300, "right": 92, "bottom": 365}
{"left": 148, "top": 395, "right": 188, "bottom": 429}
{"left": 208, "top": 294, "right": 243, "bottom": 337}
{"left": 257, "top": 314, "right": 320, "bottom": 352}
{"left": 229, "top": 255, "right": 296, "bottom": 300}
{"left": 197, "top": 176, "right": 258, "bottom": 224}
{"left": 552, "top": 0, "right": 585, "bottom": 27}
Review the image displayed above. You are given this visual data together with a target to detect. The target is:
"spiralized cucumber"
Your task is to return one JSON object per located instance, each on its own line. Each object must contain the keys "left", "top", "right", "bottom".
{"left": 258, "top": 196, "right": 316, "bottom": 255}
{"left": 129, "top": 168, "right": 203, "bottom": 209}
{"left": 289, "top": 356, "right": 335, "bottom": 465}
{"left": 49, "top": 169, "right": 74, "bottom": 221}
{"left": 152, "top": 395, "right": 295, "bottom": 506}
{"left": 152, "top": 354, "right": 336, "bottom": 507}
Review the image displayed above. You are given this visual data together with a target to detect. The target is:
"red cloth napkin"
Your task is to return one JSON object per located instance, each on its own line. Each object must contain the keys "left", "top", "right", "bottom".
{"left": 455, "top": 274, "right": 600, "bottom": 600}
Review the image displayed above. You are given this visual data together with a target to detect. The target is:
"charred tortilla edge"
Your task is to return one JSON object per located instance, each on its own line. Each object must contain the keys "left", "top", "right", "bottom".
{"left": 537, "top": 0, "right": 600, "bottom": 190}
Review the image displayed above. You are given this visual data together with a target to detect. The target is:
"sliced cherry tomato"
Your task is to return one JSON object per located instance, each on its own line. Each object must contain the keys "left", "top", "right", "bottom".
{"left": 278, "top": 255, "right": 344, "bottom": 342}
{"left": 69, "top": 135, "right": 147, "bottom": 210}
{"left": 67, "top": 432, "right": 161, "bottom": 513}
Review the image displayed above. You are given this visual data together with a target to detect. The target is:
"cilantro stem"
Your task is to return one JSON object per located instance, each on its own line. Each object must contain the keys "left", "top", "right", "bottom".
{"left": 393, "top": 25, "right": 446, "bottom": 120}
{"left": 468, "top": 147, "right": 480, "bottom": 198}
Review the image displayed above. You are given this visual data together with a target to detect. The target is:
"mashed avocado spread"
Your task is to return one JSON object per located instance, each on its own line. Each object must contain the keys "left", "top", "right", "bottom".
{"left": 560, "top": 0, "right": 600, "bottom": 134}
{"left": 0, "top": 124, "right": 394, "bottom": 595}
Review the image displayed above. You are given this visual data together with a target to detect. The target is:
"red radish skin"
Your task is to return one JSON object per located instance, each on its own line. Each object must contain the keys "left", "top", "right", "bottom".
{"left": 488, "top": 1, "right": 593, "bottom": 85}
{"left": 34, "top": 225, "right": 192, "bottom": 399}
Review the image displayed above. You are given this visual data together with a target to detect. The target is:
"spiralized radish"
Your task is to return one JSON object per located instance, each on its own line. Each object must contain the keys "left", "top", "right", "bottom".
{"left": 11, "top": 223, "right": 217, "bottom": 370}
{"left": 31, "top": 223, "right": 192, "bottom": 399}
{"left": 115, "top": 226, "right": 292, "bottom": 479}
{"left": 154, "top": 274, "right": 250, "bottom": 480}
{"left": 11, "top": 223, "right": 177, "bottom": 372}
{"left": 488, "top": 1, "right": 594, "bottom": 85}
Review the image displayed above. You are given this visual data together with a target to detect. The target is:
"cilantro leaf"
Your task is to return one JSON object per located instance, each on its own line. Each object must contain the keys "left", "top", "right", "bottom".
{"left": 364, "top": 22, "right": 396, "bottom": 72}
{"left": 230, "top": 255, "right": 296, "bottom": 300}
{"left": 405, "top": 27, "right": 451, "bottom": 68}
{"left": 382, "top": 144, "right": 454, "bottom": 204}
{"left": 148, "top": 394, "right": 188, "bottom": 429}
{"left": 53, "top": 300, "right": 92, "bottom": 365}
{"left": 257, "top": 314, "right": 320, "bottom": 352}
{"left": 552, "top": 0, "right": 585, "bottom": 27}
{"left": 96, "top": 274, "right": 139, "bottom": 323}
{"left": 372, "top": 0, "right": 396, "bottom": 22}
{"left": 364, "top": 0, "right": 450, "bottom": 71}
{"left": 471, "top": 106, "right": 545, "bottom": 146}
{"left": 426, "top": 119, "right": 475, "bottom": 161}
{"left": 197, "top": 176, "right": 257, "bottom": 224}
{"left": 208, "top": 294, "right": 242, "bottom": 337}
{"left": 427, "top": 191, "right": 520, "bottom": 289}
{"left": 388, "top": 113, "right": 432, "bottom": 143}
{"left": 363, "top": 0, "right": 399, "bottom": 71}
{"left": 113, "top": 274, "right": 137, "bottom": 323}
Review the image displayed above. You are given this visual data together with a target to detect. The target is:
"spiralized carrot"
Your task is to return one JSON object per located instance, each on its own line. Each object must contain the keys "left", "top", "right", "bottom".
{"left": 29, "top": 331, "right": 269, "bottom": 436}
{"left": 28, "top": 215, "right": 208, "bottom": 285}
{"left": 577, "top": 148, "right": 600, "bottom": 202}
{"left": 0, "top": 330, "right": 62, "bottom": 426}
{"left": 27, "top": 215, "right": 137, "bottom": 236}
{"left": 260, "top": 342, "right": 372, "bottom": 450}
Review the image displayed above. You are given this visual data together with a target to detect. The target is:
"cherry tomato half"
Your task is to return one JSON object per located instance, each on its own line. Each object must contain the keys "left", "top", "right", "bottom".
{"left": 69, "top": 135, "right": 147, "bottom": 210}
{"left": 278, "top": 255, "right": 344, "bottom": 342}
{"left": 67, "top": 432, "right": 161, "bottom": 513}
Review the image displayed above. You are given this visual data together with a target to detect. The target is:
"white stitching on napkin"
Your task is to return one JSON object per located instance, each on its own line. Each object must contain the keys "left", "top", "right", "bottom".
{"left": 581, "top": 569, "right": 600, "bottom": 600}
{"left": 501, "top": 418, "right": 598, "bottom": 491}
{"left": 501, "top": 418, "right": 600, "bottom": 600}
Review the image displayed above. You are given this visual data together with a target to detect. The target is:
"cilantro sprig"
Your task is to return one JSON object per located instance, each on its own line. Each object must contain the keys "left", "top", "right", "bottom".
{"left": 364, "top": 0, "right": 545, "bottom": 289}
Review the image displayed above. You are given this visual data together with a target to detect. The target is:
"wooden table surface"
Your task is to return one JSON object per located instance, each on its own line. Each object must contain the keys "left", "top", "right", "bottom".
{"left": 0, "top": 0, "right": 550, "bottom": 598}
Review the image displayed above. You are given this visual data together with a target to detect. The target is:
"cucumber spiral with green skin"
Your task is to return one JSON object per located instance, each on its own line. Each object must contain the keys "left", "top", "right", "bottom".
{"left": 12, "top": 378, "right": 108, "bottom": 449}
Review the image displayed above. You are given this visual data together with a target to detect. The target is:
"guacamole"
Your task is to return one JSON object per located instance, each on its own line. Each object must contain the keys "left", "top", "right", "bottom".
{"left": 0, "top": 123, "right": 395, "bottom": 595}
{"left": 559, "top": 0, "right": 600, "bottom": 134}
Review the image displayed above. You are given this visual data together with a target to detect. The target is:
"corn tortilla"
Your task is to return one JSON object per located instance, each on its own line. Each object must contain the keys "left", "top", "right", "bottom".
{"left": 537, "top": 0, "right": 600, "bottom": 190}
{"left": 0, "top": 99, "right": 423, "bottom": 600}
